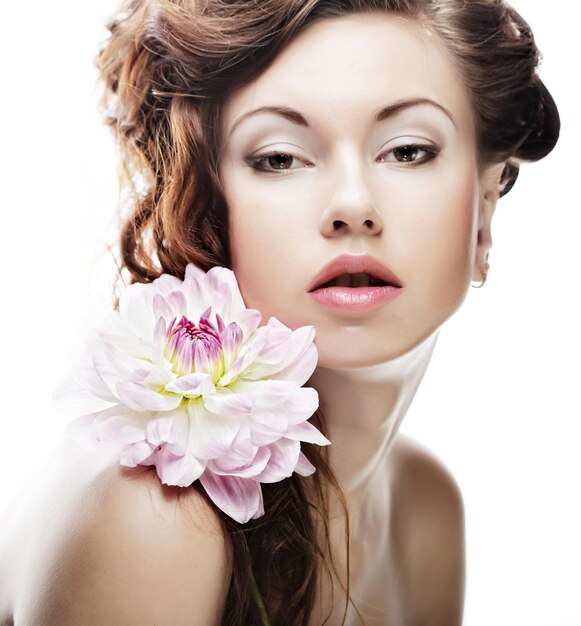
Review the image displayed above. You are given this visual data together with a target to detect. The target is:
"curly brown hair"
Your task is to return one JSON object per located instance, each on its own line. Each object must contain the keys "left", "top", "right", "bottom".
{"left": 96, "top": 1, "right": 559, "bottom": 624}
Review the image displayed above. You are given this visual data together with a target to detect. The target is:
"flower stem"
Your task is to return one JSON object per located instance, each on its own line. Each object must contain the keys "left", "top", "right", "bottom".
{"left": 250, "top": 570, "right": 272, "bottom": 626}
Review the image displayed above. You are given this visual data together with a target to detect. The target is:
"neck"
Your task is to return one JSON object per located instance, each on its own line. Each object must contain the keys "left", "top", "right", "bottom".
{"left": 306, "top": 331, "right": 439, "bottom": 516}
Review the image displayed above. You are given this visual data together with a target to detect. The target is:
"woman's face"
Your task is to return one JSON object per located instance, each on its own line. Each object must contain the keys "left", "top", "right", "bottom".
{"left": 218, "top": 12, "right": 492, "bottom": 369}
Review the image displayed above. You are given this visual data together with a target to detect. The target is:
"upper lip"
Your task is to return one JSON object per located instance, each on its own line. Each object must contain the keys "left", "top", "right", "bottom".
{"left": 307, "top": 253, "right": 403, "bottom": 292}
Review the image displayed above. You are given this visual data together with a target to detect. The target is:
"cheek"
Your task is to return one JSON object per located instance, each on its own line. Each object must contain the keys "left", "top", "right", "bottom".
{"left": 229, "top": 209, "right": 274, "bottom": 309}
{"left": 396, "top": 164, "right": 479, "bottom": 312}
{"left": 226, "top": 181, "right": 306, "bottom": 319}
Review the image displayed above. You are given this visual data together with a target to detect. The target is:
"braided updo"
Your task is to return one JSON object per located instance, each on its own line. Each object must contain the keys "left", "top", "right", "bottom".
{"left": 426, "top": 1, "right": 560, "bottom": 195}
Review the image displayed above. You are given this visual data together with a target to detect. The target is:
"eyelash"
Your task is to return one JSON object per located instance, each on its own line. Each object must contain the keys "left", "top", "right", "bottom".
{"left": 246, "top": 143, "right": 441, "bottom": 174}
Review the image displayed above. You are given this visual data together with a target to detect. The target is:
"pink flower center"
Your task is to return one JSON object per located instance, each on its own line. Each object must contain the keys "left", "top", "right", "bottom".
{"left": 165, "top": 313, "right": 223, "bottom": 376}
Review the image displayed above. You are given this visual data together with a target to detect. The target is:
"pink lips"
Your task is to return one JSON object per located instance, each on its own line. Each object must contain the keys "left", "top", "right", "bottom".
{"left": 307, "top": 253, "right": 403, "bottom": 313}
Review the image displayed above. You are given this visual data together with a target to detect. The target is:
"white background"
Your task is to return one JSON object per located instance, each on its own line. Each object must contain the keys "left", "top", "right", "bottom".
{"left": 0, "top": 1, "right": 578, "bottom": 624}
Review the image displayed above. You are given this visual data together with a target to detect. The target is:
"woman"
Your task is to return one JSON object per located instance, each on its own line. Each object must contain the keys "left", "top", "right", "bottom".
{"left": 0, "top": 1, "right": 559, "bottom": 625}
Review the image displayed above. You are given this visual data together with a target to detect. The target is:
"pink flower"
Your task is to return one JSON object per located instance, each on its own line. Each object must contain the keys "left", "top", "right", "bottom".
{"left": 53, "top": 264, "right": 329, "bottom": 523}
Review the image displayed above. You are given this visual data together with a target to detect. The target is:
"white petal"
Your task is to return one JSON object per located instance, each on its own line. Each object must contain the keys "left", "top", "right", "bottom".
{"left": 248, "top": 422, "right": 285, "bottom": 447}
{"left": 119, "top": 282, "right": 156, "bottom": 339}
{"left": 248, "top": 405, "right": 288, "bottom": 432}
{"left": 120, "top": 440, "right": 157, "bottom": 467}
{"left": 166, "top": 289, "right": 187, "bottom": 317}
{"left": 199, "top": 472, "right": 264, "bottom": 523}
{"left": 152, "top": 272, "right": 185, "bottom": 297}
{"left": 186, "top": 401, "right": 241, "bottom": 460}
{"left": 117, "top": 380, "right": 183, "bottom": 411}
{"left": 153, "top": 295, "right": 174, "bottom": 322}
{"left": 68, "top": 349, "right": 119, "bottom": 403}
{"left": 272, "top": 342, "right": 318, "bottom": 387}
{"left": 281, "top": 387, "right": 319, "bottom": 425}
{"left": 234, "top": 308, "right": 262, "bottom": 339}
{"left": 90, "top": 342, "right": 141, "bottom": 397}
{"left": 209, "top": 446, "right": 271, "bottom": 478}
{"left": 145, "top": 416, "right": 176, "bottom": 445}
{"left": 294, "top": 451, "right": 316, "bottom": 476}
{"left": 216, "top": 351, "right": 251, "bottom": 387}
{"left": 285, "top": 422, "right": 331, "bottom": 446}
{"left": 144, "top": 365, "right": 178, "bottom": 388}
{"left": 96, "top": 331, "right": 153, "bottom": 361}
{"left": 64, "top": 412, "right": 125, "bottom": 455}
{"left": 204, "top": 267, "right": 247, "bottom": 321}
{"left": 208, "top": 421, "right": 255, "bottom": 470}
{"left": 154, "top": 446, "right": 206, "bottom": 486}
{"left": 245, "top": 322, "right": 317, "bottom": 385}
{"left": 52, "top": 374, "right": 115, "bottom": 418}
{"left": 184, "top": 263, "right": 206, "bottom": 281}
{"left": 165, "top": 373, "right": 216, "bottom": 397}
{"left": 203, "top": 392, "right": 255, "bottom": 417}
{"left": 97, "top": 415, "right": 148, "bottom": 444}
{"left": 228, "top": 378, "right": 297, "bottom": 400}
{"left": 220, "top": 322, "right": 243, "bottom": 371}
{"left": 254, "top": 324, "right": 293, "bottom": 365}
{"left": 255, "top": 439, "right": 300, "bottom": 483}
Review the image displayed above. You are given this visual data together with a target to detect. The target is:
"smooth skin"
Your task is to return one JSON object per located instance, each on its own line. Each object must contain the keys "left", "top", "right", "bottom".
{"left": 0, "top": 12, "right": 504, "bottom": 626}
{"left": 218, "top": 12, "right": 502, "bottom": 624}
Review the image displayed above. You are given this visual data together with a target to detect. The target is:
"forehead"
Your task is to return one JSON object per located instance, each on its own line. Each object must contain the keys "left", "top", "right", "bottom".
{"left": 220, "top": 12, "right": 475, "bottom": 141}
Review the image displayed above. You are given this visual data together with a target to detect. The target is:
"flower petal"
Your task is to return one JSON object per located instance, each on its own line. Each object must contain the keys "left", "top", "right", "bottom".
{"left": 207, "top": 421, "right": 255, "bottom": 470}
{"left": 234, "top": 308, "right": 262, "bottom": 339}
{"left": 294, "top": 451, "right": 316, "bottom": 476}
{"left": 209, "top": 445, "right": 271, "bottom": 478}
{"left": 274, "top": 342, "right": 318, "bottom": 387}
{"left": 64, "top": 412, "right": 125, "bottom": 455}
{"left": 200, "top": 472, "right": 264, "bottom": 523}
{"left": 153, "top": 294, "right": 174, "bottom": 322}
{"left": 186, "top": 400, "right": 241, "bottom": 460}
{"left": 145, "top": 416, "right": 176, "bottom": 445}
{"left": 229, "top": 378, "right": 297, "bottom": 400}
{"left": 67, "top": 349, "right": 119, "bottom": 403}
{"left": 220, "top": 322, "right": 244, "bottom": 371}
{"left": 120, "top": 440, "right": 157, "bottom": 467}
{"left": 203, "top": 391, "right": 255, "bottom": 417}
{"left": 245, "top": 321, "right": 317, "bottom": 385}
{"left": 52, "top": 374, "right": 115, "bottom": 418}
{"left": 164, "top": 373, "right": 216, "bottom": 397}
{"left": 118, "top": 282, "right": 157, "bottom": 339}
{"left": 286, "top": 421, "right": 331, "bottom": 446}
{"left": 281, "top": 387, "right": 319, "bottom": 425}
{"left": 117, "top": 380, "right": 183, "bottom": 411}
{"left": 256, "top": 438, "right": 300, "bottom": 483}
{"left": 204, "top": 266, "right": 247, "bottom": 322}
{"left": 153, "top": 446, "right": 206, "bottom": 486}
{"left": 166, "top": 289, "right": 188, "bottom": 318}
{"left": 253, "top": 324, "right": 293, "bottom": 365}
{"left": 141, "top": 365, "right": 177, "bottom": 389}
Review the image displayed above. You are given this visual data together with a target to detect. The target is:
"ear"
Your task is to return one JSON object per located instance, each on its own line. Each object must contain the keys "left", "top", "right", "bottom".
{"left": 472, "top": 162, "right": 506, "bottom": 283}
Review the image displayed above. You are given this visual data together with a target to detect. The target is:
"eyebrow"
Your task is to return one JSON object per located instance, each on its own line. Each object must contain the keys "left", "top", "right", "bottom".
{"left": 225, "top": 97, "right": 457, "bottom": 141}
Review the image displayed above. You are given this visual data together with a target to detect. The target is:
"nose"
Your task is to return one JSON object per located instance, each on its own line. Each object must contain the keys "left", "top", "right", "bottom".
{"left": 319, "top": 154, "right": 383, "bottom": 238}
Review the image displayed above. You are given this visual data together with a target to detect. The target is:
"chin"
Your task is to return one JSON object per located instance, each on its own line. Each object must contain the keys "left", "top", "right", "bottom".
{"left": 313, "top": 324, "right": 441, "bottom": 371}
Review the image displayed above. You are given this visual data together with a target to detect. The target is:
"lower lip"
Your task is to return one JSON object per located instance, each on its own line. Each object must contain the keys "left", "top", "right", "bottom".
{"left": 308, "top": 285, "right": 402, "bottom": 312}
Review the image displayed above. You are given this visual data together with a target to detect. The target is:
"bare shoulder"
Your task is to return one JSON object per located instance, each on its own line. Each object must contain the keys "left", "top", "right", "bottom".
{"left": 389, "top": 433, "right": 464, "bottom": 511}
{"left": 14, "top": 440, "right": 230, "bottom": 626}
{"left": 389, "top": 433, "right": 465, "bottom": 626}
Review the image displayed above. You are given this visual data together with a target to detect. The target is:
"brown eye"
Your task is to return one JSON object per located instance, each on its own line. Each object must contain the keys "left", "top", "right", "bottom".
{"left": 379, "top": 143, "right": 440, "bottom": 165}
{"left": 393, "top": 145, "right": 421, "bottom": 162}
{"left": 247, "top": 151, "right": 312, "bottom": 173}
{"left": 266, "top": 153, "right": 294, "bottom": 169}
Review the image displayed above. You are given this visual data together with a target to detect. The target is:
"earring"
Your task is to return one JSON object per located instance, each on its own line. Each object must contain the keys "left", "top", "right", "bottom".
{"left": 471, "top": 262, "right": 490, "bottom": 289}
